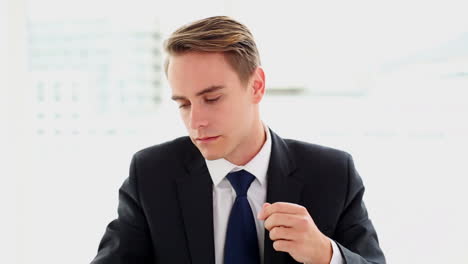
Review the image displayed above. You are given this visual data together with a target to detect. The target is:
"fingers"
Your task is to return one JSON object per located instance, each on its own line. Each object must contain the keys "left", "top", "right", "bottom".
{"left": 272, "top": 239, "right": 294, "bottom": 253}
{"left": 269, "top": 226, "right": 299, "bottom": 241}
{"left": 264, "top": 212, "right": 308, "bottom": 231}
{"left": 257, "top": 202, "right": 307, "bottom": 220}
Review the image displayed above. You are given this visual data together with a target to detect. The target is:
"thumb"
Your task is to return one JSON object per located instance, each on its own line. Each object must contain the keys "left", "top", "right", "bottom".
{"left": 257, "top": 202, "right": 271, "bottom": 219}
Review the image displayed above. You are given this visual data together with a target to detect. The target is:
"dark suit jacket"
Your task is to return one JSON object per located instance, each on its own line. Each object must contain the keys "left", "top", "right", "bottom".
{"left": 91, "top": 129, "right": 386, "bottom": 264}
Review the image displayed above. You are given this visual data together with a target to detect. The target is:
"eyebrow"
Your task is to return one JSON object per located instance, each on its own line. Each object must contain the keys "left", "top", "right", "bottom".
{"left": 171, "top": 85, "right": 225, "bottom": 101}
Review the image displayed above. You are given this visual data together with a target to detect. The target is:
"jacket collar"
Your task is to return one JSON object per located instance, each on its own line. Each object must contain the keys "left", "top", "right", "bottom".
{"left": 263, "top": 128, "right": 302, "bottom": 264}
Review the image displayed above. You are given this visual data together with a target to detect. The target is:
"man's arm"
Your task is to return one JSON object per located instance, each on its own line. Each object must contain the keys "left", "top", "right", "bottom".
{"left": 332, "top": 154, "right": 386, "bottom": 264}
{"left": 91, "top": 154, "right": 154, "bottom": 264}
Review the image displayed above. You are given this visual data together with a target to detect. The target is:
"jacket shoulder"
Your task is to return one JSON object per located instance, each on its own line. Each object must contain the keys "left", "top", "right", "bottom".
{"left": 285, "top": 138, "right": 350, "bottom": 159}
{"left": 284, "top": 138, "right": 351, "bottom": 168}
{"left": 132, "top": 136, "right": 194, "bottom": 164}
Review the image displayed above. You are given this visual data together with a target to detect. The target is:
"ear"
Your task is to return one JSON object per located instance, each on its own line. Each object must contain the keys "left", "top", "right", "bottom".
{"left": 250, "top": 67, "right": 266, "bottom": 104}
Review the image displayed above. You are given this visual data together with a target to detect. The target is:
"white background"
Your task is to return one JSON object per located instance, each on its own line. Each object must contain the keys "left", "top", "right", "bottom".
{"left": 3, "top": 0, "right": 468, "bottom": 263}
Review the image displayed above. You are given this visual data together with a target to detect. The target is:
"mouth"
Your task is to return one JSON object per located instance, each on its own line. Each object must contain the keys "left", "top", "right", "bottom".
{"left": 196, "top": 136, "right": 220, "bottom": 143}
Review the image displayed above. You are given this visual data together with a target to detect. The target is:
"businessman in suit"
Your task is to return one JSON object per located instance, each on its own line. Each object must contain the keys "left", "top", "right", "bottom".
{"left": 91, "top": 16, "right": 385, "bottom": 264}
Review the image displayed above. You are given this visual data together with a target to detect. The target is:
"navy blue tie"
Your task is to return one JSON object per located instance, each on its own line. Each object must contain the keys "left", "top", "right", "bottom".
{"left": 224, "top": 169, "right": 260, "bottom": 264}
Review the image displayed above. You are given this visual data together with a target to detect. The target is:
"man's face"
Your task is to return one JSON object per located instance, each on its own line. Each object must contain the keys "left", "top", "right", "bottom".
{"left": 168, "top": 52, "right": 261, "bottom": 161}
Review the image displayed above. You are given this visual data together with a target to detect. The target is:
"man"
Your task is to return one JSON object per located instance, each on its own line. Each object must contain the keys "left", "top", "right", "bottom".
{"left": 91, "top": 16, "right": 385, "bottom": 264}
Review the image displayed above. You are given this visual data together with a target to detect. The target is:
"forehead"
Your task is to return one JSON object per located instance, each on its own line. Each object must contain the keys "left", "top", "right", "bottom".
{"left": 167, "top": 52, "right": 240, "bottom": 95}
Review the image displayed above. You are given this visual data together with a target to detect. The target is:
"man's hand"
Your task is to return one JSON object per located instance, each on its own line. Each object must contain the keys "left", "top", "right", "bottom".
{"left": 257, "top": 202, "right": 332, "bottom": 264}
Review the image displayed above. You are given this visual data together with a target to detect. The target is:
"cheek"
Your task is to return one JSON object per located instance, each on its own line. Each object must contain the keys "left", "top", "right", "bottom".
{"left": 179, "top": 111, "right": 190, "bottom": 129}
{"left": 223, "top": 107, "right": 249, "bottom": 136}
{"left": 230, "top": 98, "right": 250, "bottom": 120}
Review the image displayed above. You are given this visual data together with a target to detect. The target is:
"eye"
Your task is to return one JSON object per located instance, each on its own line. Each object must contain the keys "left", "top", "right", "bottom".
{"left": 205, "top": 96, "right": 221, "bottom": 103}
{"left": 178, "top": 101, "right": 191, "bottom": 109}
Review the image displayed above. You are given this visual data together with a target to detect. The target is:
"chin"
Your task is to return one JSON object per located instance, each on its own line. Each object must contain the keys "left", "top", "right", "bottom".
{"left": 201, "top": 151, "right": 223, "bottom": 161}
{"left": 197, "top": 146, "right": 226, "bottom": 160}
{"left": 193, "top": 139, "right": 227, "bottom": 161}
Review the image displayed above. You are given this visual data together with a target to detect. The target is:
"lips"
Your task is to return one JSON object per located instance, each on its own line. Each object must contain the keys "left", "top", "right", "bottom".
{"left": 196, "top": 136, "right": 220, "bottom": 142}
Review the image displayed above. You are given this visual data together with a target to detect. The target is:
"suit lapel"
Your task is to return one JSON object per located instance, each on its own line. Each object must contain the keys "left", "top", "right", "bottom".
{"left": 264, "top": 129, "right": 304, "bottom": 264}
{"left": 176, "top": 143, "right": 215, "bottom": 264}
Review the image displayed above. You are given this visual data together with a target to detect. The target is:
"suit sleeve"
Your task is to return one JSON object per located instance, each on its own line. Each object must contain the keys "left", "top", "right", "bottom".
{"left": 333, "top": 154, "right": 386, "bottom": 264}
{"left": 91, "top": 154, "right": 154, "bottom": 264}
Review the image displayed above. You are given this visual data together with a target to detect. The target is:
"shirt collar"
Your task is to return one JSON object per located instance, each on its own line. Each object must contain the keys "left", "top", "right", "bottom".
{"left": 205, "top": 123, "right": 272, "bottom": 187}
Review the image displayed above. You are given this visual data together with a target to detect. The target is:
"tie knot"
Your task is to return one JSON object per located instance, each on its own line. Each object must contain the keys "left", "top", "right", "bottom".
{"left": 226, "top": 170, "right": 255, "bottom": 197}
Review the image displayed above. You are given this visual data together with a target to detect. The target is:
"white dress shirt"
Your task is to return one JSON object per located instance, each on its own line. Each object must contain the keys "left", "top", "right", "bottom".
{"left": 205, "top": 124, "right": 343, "bottom": 264}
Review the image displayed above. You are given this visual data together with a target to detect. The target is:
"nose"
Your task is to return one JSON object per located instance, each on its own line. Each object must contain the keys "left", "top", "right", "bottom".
{"left": 189, "top": 103, "right": 209, "bottom": 130}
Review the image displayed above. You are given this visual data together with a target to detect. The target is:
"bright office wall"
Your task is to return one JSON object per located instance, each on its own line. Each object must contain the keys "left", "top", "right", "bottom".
{"left": 4, "top": 0, "right": 468, "bottom": 263}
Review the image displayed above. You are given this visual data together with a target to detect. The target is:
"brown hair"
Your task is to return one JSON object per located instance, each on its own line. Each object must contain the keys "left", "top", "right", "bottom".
{"left": 163, "top": 16, "right": 261, "bottom": 85}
